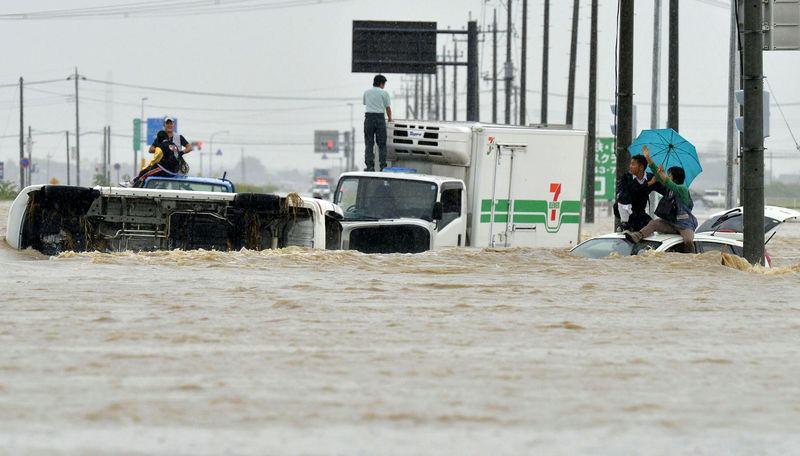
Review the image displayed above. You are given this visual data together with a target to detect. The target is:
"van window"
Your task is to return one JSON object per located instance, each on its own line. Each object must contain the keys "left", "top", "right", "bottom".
{"left": 438, "top": 188, "right": 462, "bottom": 230}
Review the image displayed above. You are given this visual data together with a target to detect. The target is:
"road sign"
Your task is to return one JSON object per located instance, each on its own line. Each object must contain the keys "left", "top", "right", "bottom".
{"left": 314, "top": 130, "right": 340, "bottom": 153}
{"left": 738, "top": 0, "right": 800, "bottom": 50}
{"left": 113, "top": 163, "right": 121, "bottom": 171}
{"left": 133, "top": 118, "right": 142, "bottom": 152}
{"left": 20, "top": 158, "right": 30, "bottom": 169}
{"left": 352, "top": 21, "right": 438, "bottom": 74}
{"left": 146, "top": 117, "right": 178, "bottom": 145}
{"left": 595, "top": 137, "right": 616, "bottom": 201}
{"left": 0, "top": 162, "right": 4, "bottom": 180}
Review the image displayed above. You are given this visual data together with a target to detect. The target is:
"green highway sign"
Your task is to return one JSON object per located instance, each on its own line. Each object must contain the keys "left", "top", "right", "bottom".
{"left": 595, "top": 137, "right": 616, "bottom": 201}
{"left": 133, "top": 118, "right": 142, "bottom": 152}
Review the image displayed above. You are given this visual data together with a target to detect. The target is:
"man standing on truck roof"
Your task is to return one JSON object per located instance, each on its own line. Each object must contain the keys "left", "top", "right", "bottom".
{"left": 363, "top": 74, "right": 392, "bottom": 172}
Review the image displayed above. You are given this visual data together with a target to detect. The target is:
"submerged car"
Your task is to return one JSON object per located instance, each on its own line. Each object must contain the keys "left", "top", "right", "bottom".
{"left": 570, "top": 205, "right": 799, "bottom": 267}
{"left": 5, "top": 184, "right": 343, "bottom": 255}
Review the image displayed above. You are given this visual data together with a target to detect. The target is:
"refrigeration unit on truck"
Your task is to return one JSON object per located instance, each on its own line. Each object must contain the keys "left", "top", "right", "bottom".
{"left": 334, "top": 120, "right": 587, "bottom": 253}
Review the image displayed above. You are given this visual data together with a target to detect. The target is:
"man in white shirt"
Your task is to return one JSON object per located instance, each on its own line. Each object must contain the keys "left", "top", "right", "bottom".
{"left": 363, "top": 74, "right": 393, "bottom": 171}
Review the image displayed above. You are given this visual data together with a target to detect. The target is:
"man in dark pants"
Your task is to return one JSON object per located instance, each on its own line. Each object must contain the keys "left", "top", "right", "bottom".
{"left": 363, "top": 74, "right": 392, "bottom": 171}
{"left": 614, "top": 154, "right": 664, "bottom": 232}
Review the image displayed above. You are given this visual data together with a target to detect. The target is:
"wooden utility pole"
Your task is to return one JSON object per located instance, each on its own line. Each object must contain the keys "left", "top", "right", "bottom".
{"left": 541, "top": 0, "right": 550, "bottom": 124}
{"left": 505, "top": 0, "right": 512, "bottom": 124}
{"left": 667, "top": 0, "right": 679, "bottom": 131}
{"left": 616, "top": 0, "right": 635, "bottom": 230}
{"left": 742, "top": 0, "right": 765, "bottom": 265}
{"left": 566, "top": 0, "right": 580, "bottom": 126}
{"left": 492, "top": 9, "right": 498, "bottom": 124}
{"left": 585, "top": 0, "right": 598, "bottom": 224}
{"left": 519, "top": 0, "right": 528, "bottom": 125}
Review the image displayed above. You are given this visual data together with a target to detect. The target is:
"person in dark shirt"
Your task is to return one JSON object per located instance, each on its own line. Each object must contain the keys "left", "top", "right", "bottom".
{"left": 132, "top": 117, "right": 192, "bottom": 187}
{"left": 614, "top": 154, "right": 664, "bottom": 232}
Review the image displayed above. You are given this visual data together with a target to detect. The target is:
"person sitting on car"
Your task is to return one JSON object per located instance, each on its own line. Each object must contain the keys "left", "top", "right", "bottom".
{"left": 624, "top": 145, "right": 698, "bottom": 253}
{"left": 614, "top": 153, "right": 665, "bottom": 232}
{"left": 131, "top": 117, "right": 192, "bottom": 187}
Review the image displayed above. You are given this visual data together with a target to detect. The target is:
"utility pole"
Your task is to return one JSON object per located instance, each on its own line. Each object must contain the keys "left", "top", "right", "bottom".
{"left": 442, "top": 47, "right": 448, "bottom": 120}
{"left": 566, "top": 0, "right": 580, "bottom": 126}
{"left": 420, "top": 73, "right": 426, "bottom": 120}
{"left": 453, "top": 40, "right": 458, "bottom": 121}
{"left": 18, "top": 77, "right": 24, "bottom": 188}
{"left": 102, "top": 126, "right": 108, "bottom": 184}
{"left": 434, "top": 68, "right": 440, "bottom": 120}
{"left": 667, "top": 0, "right": 678, "bottom": 131}
{"left": 70, "top": 67, "right": 82, "bottom": 186}
{"left": 585, "top": 0, "right": 598, "bottom": 224}
{"left": 616, "top": 0, "right": 635, "bottom": 229}
{"left": 742, "top": 0, "right": 765, "bottom": 265}
{"left": 513, "top": 86, "right": 519, "bottom": 124}
{"left": 519, "top": 0, "right": 528, "bottom": 125}
{"left": 26, "top": 126, "right": 32, "bottom": 186}
{"left": 66, "top": 131, "right": 71, "bottom": 185}
{"left": 107, "top": 126, "right": 112, "bottom": 183}
{"left": 241, "top": 148, "right": 245, "bottom": 183}
{"left": 427, "top": 74, "right": 432, "bottom": 120}
{"left": 414, "top": 75, "right": 420, "bottom": 119}
{"left": 492, "top": 9, "right": 498, "bottom": 124}
{"left": 651, "top": 0, "right": 662, "bottom": 129}
{"left": 467, "top": 20, "right": 479, "bottom": 121}
{"left": 505, "top": 0, "right": 512, "bottom": 124}
{"left": 541, "top": 0, "right": 550, "bottom": 124}
{"left": 725, "top": 0, "right": 737, "bottom": 209}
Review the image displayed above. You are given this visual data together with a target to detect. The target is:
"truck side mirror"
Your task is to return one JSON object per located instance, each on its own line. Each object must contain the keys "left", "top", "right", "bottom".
{"left": 432, "top": 202, "right": 443, "bottom": 221}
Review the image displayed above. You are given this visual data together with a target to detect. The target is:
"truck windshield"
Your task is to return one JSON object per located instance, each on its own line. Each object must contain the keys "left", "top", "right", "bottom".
{"left": 336, "top": 176, "right": 438, "bottom": 221}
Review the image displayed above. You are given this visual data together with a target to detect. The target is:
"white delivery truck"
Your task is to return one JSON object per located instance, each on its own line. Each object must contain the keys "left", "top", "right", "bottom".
{"left": 334, "top": 120, "right": 587, "bottom": 253}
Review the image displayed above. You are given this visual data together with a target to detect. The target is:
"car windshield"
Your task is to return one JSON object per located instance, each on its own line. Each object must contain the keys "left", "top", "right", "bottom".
{"left": 696, "top": 212, "right": 780, "bottom": 234}
{"left": 145, "top": 179, "right": 230, "bottom": 192}
{"left": 571, "top": 238, "right": 661, "bottom": 259}
{"left": 335, "top": 176, "right": 438, "bottom": 221}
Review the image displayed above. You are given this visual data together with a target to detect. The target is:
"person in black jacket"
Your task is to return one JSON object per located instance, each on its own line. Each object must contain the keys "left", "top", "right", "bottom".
{"left": 131, "top": 117, "right": 192, "bottom": 187}
{"left": 614, "top": 154, "right": 665, "bottom": 232}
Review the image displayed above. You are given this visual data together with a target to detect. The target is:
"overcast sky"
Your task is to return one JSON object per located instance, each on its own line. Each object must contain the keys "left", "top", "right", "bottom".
{"left": 0, "top": 0, "right": 798, "bottom": 182}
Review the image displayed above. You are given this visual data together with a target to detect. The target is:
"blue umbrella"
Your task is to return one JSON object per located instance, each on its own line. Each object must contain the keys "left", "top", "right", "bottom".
{"left": 628, "top": 128, "right": 703, "bottom": 187}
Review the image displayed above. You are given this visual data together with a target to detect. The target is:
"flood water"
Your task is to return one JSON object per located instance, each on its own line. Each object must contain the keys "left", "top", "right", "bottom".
{"left": 1, "top": 200, "right": 799, "bottom": 455}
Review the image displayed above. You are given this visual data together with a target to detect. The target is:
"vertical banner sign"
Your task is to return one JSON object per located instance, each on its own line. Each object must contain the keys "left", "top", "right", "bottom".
{"left": 133, "top": 118, "right": 142, "bottom": 152}
{"left": 595, "top": 137, "right": 616, "bottom": 201}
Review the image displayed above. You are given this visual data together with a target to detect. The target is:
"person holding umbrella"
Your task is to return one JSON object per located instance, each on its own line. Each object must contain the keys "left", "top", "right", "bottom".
{"left": 623, "top": 129, "right": 701, "bottom": 253}
{"left": 624, "top": 145, "right": 698, "bottom": 253}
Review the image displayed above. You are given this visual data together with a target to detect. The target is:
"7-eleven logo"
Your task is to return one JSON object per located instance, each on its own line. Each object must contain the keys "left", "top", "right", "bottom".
{"left": 549, "top": 182, "right": 562, "bottom": 221}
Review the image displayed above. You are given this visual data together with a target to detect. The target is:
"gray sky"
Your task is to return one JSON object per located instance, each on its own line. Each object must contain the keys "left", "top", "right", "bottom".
{"left": 0, "top": 0, "right": 798, "bottom": 183}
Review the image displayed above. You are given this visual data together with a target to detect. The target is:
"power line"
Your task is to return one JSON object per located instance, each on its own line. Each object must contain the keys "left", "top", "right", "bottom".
{"left": 765, "top": 78, "right": 800, "bottom": 152}
{"left": 83, "top": 78, "right": 359, "bottom": 102}
{"left": 0, "top": 0, "right": 354, "bottom": 20}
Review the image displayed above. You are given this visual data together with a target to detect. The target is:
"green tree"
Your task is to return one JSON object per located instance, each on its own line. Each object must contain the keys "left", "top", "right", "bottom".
{"left": 0, "top": 181, "right": 18, "bottom": 200}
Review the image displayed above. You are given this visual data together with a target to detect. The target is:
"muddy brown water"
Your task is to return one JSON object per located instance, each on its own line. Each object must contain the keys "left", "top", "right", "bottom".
{"left": 1, "top": 200, "right": 799, "bottom": 454}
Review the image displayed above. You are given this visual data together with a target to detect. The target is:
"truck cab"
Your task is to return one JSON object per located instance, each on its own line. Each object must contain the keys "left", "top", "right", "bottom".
{"left": 334, "top": 170, "right": 466, "bottom": 253}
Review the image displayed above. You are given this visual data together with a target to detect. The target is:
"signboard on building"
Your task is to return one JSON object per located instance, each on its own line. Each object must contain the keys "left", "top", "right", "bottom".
{"left": 595, "top": 137, "right": 616, "bottom": 201}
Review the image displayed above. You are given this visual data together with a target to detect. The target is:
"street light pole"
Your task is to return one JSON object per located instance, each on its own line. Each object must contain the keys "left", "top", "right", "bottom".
{"left": 139, "top": 97, "right": 147, "bottom": 173}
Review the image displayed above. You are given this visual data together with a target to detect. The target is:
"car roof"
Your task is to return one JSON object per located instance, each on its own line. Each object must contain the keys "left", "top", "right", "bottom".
{"left": 590, "top": 232, "right": 742, "bottom": 246}
{"left": 704, "top": 205, "right": 800, "bottom": 224}
{"left": 146, "top": 175, "right": 231, "bottom": 186}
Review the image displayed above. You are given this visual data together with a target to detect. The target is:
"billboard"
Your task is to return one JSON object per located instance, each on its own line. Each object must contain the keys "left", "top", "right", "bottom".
{"left": 595, "top": 137, "right": 616, "bottom": 201}
{"left": 352, "top": 21, "right": 437, "bottom": 74}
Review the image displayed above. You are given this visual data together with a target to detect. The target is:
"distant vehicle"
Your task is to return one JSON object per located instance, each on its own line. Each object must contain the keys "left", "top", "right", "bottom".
{"left": 701, "top": 189, "right": 726, "bottom": 207}
{"left": 311, "top": 178, "right": 331, "bottom": 200}
{"left": 569, "top": 232, "right": 772, "bottom": 267}
{"left": 143, "top": 175, "right": 235, "bottom": 193}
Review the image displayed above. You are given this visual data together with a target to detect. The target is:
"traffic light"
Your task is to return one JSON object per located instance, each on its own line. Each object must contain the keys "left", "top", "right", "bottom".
{"left": 734, "top": 90, "right": 770, "bottom": 137}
